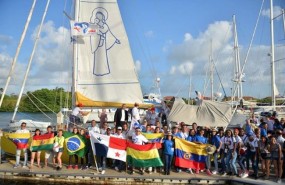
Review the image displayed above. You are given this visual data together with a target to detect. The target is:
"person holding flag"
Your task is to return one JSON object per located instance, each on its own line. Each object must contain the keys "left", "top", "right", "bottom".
{"left": 30, "top": 129, "right": 42, "bottom": 171}
{"left": 14, "top": 122, "right": 30, "bottom": 168}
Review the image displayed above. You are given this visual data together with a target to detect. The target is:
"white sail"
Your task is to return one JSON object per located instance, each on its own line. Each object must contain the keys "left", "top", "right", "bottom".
{"left": 73, "top": 0, "right": 144, "bottom": 108}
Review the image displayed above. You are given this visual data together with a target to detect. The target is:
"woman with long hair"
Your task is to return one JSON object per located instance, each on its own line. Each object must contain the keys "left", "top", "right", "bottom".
{"left": 258, "top": 135, "right": 270, "bottom": 179}
{"left": 67, "top": 127, "right": 79, "bottom": 169}
{"left": 30, "top": 129, "right": 41, "bottom": 171}
{"left": 270, "top": 136, "right": 283, "bottom": 183}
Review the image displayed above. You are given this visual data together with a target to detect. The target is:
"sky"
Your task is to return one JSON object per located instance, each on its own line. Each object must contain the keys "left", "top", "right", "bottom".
{"left": 0, "top": 0, "right": 285, "bottom": 100}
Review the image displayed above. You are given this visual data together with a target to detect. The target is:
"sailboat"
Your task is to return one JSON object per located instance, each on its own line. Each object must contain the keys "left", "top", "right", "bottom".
{"left": 1, "top": 0, "right": 152, "bottom": 161}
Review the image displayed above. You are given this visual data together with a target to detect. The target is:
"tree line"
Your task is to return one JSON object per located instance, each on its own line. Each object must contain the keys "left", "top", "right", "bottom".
{"left": 0, "top": 88, "right": 71, "bottom": 112}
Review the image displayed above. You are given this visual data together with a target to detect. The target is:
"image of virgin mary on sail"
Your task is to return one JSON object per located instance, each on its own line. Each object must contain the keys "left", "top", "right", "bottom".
{"left": 89, "top": 7, "right": 121, "bottom": 76}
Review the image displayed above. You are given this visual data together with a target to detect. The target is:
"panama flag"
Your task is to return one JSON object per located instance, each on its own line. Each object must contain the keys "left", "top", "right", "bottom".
{"left": 90, "top": 132, "right": 127, "bottom": 162}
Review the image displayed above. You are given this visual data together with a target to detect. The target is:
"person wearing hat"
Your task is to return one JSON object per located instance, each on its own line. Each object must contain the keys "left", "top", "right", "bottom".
{"left": 162, "top": 132, "right": 174, "bottom": 175}
{"left": 69, "top": 103, "right": 89, "bottom": 127}
{"left": 210, "top": 128, "right": 222, "bottom": 175}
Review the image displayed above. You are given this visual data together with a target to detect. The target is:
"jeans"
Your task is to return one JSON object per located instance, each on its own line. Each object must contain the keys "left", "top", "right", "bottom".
{"left": 246, "top": 150, "right": 258, "bottom": 176}
{"left": 97, "top": 156, "right": 106, "bottom": 170}
{"left": 229, "top": 151, "right": 237, "bottom": 175}
{"left": 164, "top": 154, "right": 173, "bottom": 173}
{"left": 16, "top": 149, "right": 28, "bottom": 166}
{"left": 213, "top": 152, "right": 219, "bottom": 172}
{"left": 237, "top": 155, "right": 246, "bottom": 172}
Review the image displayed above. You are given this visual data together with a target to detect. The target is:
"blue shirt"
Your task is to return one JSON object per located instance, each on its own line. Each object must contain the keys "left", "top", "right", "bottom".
{"left": 163, "top": 139, "right": 174, "bottom": 156}
{"left": 194, "top": 135, "right": 208, "bottom": 144}
{"left": 187, "top": 135, "right": 196, "bottom": 142}
{"left": 260, "top": 128, "right": 267, "bottom": 137}
{"left": 211, "top": 135, "right": 221, "bottom": 148}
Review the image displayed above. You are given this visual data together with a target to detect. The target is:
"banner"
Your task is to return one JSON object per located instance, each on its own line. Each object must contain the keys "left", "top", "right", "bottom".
{"left": 70, "top": 21, "right": 98, "bottom": 36}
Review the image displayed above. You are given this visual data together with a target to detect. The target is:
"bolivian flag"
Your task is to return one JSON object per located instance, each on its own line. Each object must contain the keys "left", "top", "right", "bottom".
{"left": 174, "top": 137, "right": 208, "bottom": 170}
{"left": 30, "top": 133, "right": 54, "bottom": 151}
{"left": 6, "top": 132, "right": 30, "bottom": 149}
{"left": 64, "top": 132, "right": 86, "bottom": 157}
{"left": 127, "top": 142, "right": 163, "bottom": 168}
{"left": 142, "top": 133, "right": 164, "bottom": 149}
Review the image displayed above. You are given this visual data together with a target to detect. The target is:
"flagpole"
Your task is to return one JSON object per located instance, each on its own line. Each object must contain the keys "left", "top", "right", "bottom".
{"left": 93, "top": 155, "right": 99, "bottom": 173}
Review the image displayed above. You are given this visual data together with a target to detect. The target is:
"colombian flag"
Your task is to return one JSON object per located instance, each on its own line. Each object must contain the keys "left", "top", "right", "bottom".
{"left": 30, "top": 133, "right": 54, "bottom": 151}
{"left": 64, "top": 132, "right": 86, "bottom": 157}
{"left": 174, "top": 137, "right": 208, "bottom": 170}
{"left": 142, "top": 133, "right": 164, "bottom": 149}
{"left": 6, "top": 132, "right": 30, "bottom": 149}
{"left": 127, "top": 142, "right": 163, "bottom": 168}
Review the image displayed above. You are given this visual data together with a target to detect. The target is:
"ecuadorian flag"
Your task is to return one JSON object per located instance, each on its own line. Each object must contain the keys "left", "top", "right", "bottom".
{"left": 127, "top": 142, "right": 163, "bottom": 168}
{"left": 6, "top": 132, "right": 30, "bottom": 149}
{"left": 64, "top": 132, "right": 86, "bottom": 157}
{"left": 175, "top": 137, "right": 208, "bottom": 170}
{"left": 30, "top": 133, "right": 54, "bottom": 151}
{"left": 142, "top": 133, "right": 164, "bottom": 149}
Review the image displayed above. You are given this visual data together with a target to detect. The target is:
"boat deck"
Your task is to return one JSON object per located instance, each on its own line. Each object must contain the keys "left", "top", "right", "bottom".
{"left": 0, "top": 160, "right": 283, "bottom": 185}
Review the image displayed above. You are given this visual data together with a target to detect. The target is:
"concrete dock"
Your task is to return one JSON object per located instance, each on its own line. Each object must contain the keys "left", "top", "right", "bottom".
{"left": 0, "top": 159, "right": 283, "bottom": 185}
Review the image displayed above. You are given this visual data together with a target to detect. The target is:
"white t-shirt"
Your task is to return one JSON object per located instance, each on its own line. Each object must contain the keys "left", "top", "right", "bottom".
{"left": 71, "top": 107, "right": 81, "bottom": 116}
{"left": 120, "top": 109, "right": 126, "bottom": 121}
{"left": 221, "top": 136, "right": 236, "bottom": 150}
{"left": 88, "top": 126, "right": 100, "bottom": 133}
{"left": 132, "top": 134, "right": 148, "bottom": 145}
{"left": 277, "top": 135, "right": 285, "bottom": 146}
{"left": 16, "top": 128, "right": 30, "bottom": 134}
{"left": 132, "top": 107, "right": 140, "bottom": 121}
{"left": 113, "top": 133, "right": 125, "bottom": 139}
{"left": 244, "top": 138, "right": 258, "bottom": 152}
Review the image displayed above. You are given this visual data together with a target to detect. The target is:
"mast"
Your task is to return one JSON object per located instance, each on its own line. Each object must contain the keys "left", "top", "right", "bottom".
{"left": 270, "top": 0, "right": 276, "bottom": 110}
{"left": 188, "top": 74, "right": 192, "bottom": 105}
{"left": 210, "top": 39, "right": 214, "bottom": 101}
{"left": 232, "top": 15, "right": 244, "bottom": 102}
{"left": 0, "top": 0, "right": 37, "bottom": 108}
{"left": 11, "top": 0, "right": 51, "bottom": 121}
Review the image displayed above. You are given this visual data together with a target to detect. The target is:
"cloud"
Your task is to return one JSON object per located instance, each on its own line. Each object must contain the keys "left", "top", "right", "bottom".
{"left": 144, "top": 30, "right": 154, "bottom": 38}
{"left": 135, "top": 60, "right": 141, "bottom": 72}
{"left": 261, "top": 6, "right": 283, "bottom": 20}
{"left": 169, "top": 62, "right": 194, "bottom": 75}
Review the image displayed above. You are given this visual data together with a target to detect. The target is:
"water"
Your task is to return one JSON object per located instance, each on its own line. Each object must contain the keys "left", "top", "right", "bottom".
{"left": 0, "top": 112, "right": 57, "bottom": 129}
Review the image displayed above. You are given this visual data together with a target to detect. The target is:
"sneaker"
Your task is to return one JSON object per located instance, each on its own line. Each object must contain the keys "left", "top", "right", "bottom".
{"left": 154, "top": 169, "right": 157, "bottom": 173}
{"left": 101, "top": 170, "right": 105, "bottom": 175}
{"left": 264, "top": 176, "right": 269, "bottom": 180}
{"left": 195, "top": 169, "right": 199, "bottom": 174}
{"left": 98, "top": 167, "right": 102, "bottom": 172}
{"left": 176, "top": 169, "right": 181, "bottom": 173}
{"left": 115, "top": 166, "right": 119, "bottom": 171}
{"left": 241, "top": 173, "right": 248, "bottom": 178}
{"left": 56, "top": 166, "right": 62, "bottom": 171}
{"left": 129, "top": 170, "right": 134, "bottom": 175}
{"left": 140, "top": 170, "right": 144, "bottom": 175}
{"left": 67, "top": 165, "right": 72, "bottom": 169}
{"left": 73, "top": 165, "right": 78, "bottom": 170}
{"left": 13, "top": 164, "right": 19, "bottom": 169}
{"left": 212, "top": 170, "right": 217, "bottom": 175}
{"left": 82, "top": 166, "right": 88, "bottom": 170}
{"left": 277, "top": 178, "right": 281, "bottom": 183}
{"left": 22, "top": 165, "right": 28, "bottom": 169}
{"left": 206, "top": 169, "right": 212, "bottom": 176}
{"left": 222, "top": 172, "right": 227, "bottom": 176}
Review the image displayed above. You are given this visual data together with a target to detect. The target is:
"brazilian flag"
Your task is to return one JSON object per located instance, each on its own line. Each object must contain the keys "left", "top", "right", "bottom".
{"left": 63, "top": 131, "right": 87, "bottom": 157}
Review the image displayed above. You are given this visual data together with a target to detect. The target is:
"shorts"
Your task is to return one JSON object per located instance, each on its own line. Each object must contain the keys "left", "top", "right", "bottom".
{"left": 45, "top": 150, "right": 53, "bottom": 159}
{"left": 54, "top": 148, "right": 64, "bottom": 154}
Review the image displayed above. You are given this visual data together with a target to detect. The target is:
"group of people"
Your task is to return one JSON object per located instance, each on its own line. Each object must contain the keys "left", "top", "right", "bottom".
{"left": 13, "top": 103, "right": 285, "bottom": 183}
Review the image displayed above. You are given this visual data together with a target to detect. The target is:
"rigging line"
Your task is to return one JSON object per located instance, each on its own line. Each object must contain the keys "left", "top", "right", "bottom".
{"left": 175, "top": 77, "right": 188, "bottom": 97}
{"left": 29, "top": 92, "right": 57, "bottom": 115}
{"left": 213, "top": 61, "right": 227, "bottom": 98}
{"left": 233, "top": 0, "right": 265, "bottom": 97}
{"left": 26, "top": 93, "right": 53, "bottom": 120}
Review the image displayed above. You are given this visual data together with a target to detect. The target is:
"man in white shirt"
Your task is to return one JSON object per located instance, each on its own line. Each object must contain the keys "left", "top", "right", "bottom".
{"left": 69, "top": 103, "right": 89, "bottom": 129}
{"left": 114, "top": 104, "right": 128, "bottom": 128}
{"left": 113, "top": 126, "right": 125, "bottom": 172}
{"left": 14, "top": 122, "right": 30, "bottom": 168}
{"left": 130, "top": 103, "right": 140, "bottom": 130}
{"left": 88, "top": 120, "right": 100, "bottom": 133}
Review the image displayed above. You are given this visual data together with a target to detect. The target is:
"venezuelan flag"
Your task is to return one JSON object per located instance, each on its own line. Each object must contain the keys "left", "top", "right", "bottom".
{"left": 174, "top": 137, "right": 208, "bottom": 170}
{"left": 127, "top": 142, "right": 163, "bottom": 168}
{"left": 30, "top": 133, "right": 54, "bottom": 151}
{"left": 6, "top": 133, "right": 30, "bottom": 149}
{"left": 142, "top": 133, "right": 164, "bottom": 148}
{"left": 64, "top": 131, "right": 86, "bottom": 157}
